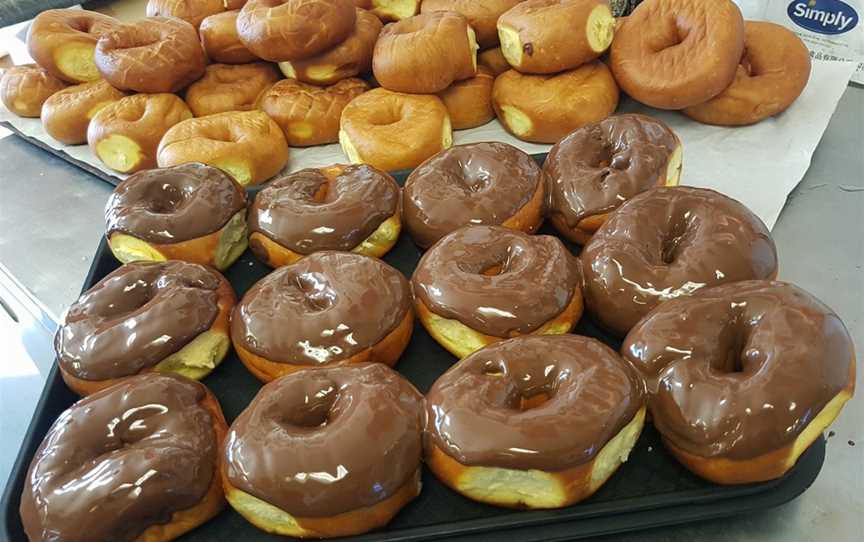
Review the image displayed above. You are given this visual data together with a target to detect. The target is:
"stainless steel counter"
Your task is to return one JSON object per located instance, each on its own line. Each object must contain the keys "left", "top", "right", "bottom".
{"left": 0, "top": 88, "right": 861, "bottom": 541}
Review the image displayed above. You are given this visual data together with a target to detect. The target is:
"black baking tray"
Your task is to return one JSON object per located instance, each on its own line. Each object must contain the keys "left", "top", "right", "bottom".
{"left": 1, "top": 167, "right": 825, "bottom": 541}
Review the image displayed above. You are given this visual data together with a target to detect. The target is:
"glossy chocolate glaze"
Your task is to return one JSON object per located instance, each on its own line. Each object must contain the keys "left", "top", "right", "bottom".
{"left": 403, "top": 142, "right": 543, "bottom": 248}
{"left": 224, "top": 364, "right": 423, "bottom": 516}
{"left": 544, "top": 114, "right": 680, "bottom": 226}
{"left": 249, "top": 165, "right": 399, "bottom": 254}
{"left": 580, "top": 187, "right": 778, "bottom": 336}
{"left": 412, "top": 225, "right": 580, "bottom": 337}
{"left": 232, "top": 251, "right": 411, "bottom": 364}
{"left": 20, "top": 373, "right": 217, "bottom": 542}
{"left": 426, "top": 335, "right": 643, "bottom": 471}
{"left": 55, "top": 261, "right": 221, "bottom": 380}
{"left": 106, "top": 163, "right": 247, "bottom": 244}
{"left": 622, "top": 280, "right": 855, "bottom": 460}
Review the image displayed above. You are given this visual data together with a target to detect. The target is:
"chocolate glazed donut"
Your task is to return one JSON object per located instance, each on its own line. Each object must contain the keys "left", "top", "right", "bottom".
{"left": 425, "top": 335, "right": 645, "bottom": 508}
{"left": 621, "top": 281, "right": 856, "bottom": 484}
{"left": 222, "top": 363, "right": 424, "bottom": 538}
{"left": 580, "top": 187, "right": 778, "bottom": 337}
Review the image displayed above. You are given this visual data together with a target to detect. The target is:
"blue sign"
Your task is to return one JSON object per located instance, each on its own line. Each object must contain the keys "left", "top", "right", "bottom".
{"left": 787, "top": 0, "right": 859, "bottom": 35}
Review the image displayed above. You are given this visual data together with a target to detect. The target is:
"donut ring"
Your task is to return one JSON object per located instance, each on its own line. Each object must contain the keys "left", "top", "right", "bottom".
{"left": 683, "top": 21, "right": 812, "bottom": 126}
{"left": 40, "top": 80, "right": 127, "bottom": 144}
{"left": 146, "top": 0, "right": 226, "bottom": 28}
{"left": 421, "top": 0, "right": 522, "bottom": 48}
{"left": 185, "top": 63, "right": 280, "bottom": 117}
{"left": 609, "top": 0, "right": 745, "bottom": 109}
{"left": 199, "top": 10, "right": 259, "bottom": 64}
{"left": 222, "top": 364, "right": 423, "bottom": 538}
{"left": 0, "top": 64, "right": 67, "bottom": 118}
{"left": 622, "top": 280, "right": 855, "bottom": 484}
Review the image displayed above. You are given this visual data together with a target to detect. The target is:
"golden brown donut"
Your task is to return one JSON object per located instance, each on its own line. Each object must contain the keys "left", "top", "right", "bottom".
{"left": 26, "top": 9, "right": 121, "bottom": 83}
{"left": 497, "top": 0, "right": 615, "bottom": 74}
{"left": 437, "top": 65, "right": 495, "bottom": 130}
{"left": 372, "top": 11, "right": 478, "bottom": 93}
{"left": 95, "top": 17, "right": 207, "bottom": 93}
{"left": 492, "top": 62, "right": 618, "bottom": 143}
{"left": 146, "top": 0, "right": 226, "bottom": 28}
{"left": 355, "top": 0, "right": 420, "bottom": 21}
{"left": 199, "top": 10, "right": 259, "bottom": 64}
{"left": 157, "top": 110, "right": 289, "bottom": 186}
{"left": 185, "top": 63, "right": 280, "bottom": 117}
{"left": 421, "top": 0, "right": 522, "bottom": 49}
{"left": 41, "top": 80, "right": 127, "bottom": 145}
{"left": 0, "top": 64, "right": 67, "bottom": 118}
{"left": 478, "top": 47, "right": 510, "bottom": 76}
{"left": 237, "top": 0, "right": 357, "bottom": 62}
{"left": 609, "top": 0, "right": 745, "bottom": 109}
{"left": 259, "top": 78, "right": 369, "bottom": 146}
{"left": 88, "top": 93, "right": 192, "bottom": 173}
{"left": 683, "top": 21, "right": 811, "bottom": 126}
{"left": 279, "top": 8, "right": 382, "bottom": 85}
{"left": 339, "top": 87, "right": 452, "bottom": 171}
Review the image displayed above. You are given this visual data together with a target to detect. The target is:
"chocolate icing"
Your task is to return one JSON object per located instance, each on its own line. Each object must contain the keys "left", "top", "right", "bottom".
{"left": 55, "top": 261, "right": 221, "bottom": 380}
{"left": 621, "top": 280, "right": 855, "bottom": 460}
{"left": 232, "top": 251, "right": 411, "bottom": 365}
{"left": 249, "top": 165, "right": 399, "bottom": 254}
{"left": 224, "top": 364, "right": 423, "bottom": 516}
{"left": 412, "top": 225, "right": 580, "bottom": 337}
{"left": 403, "top": 142, "right": 543, "bottom": 248}
{"left": 580, "top": 186, "right": 778, "bottom": 336}
{"left": 425, "top": 335, "right": 643, "bottom": 471}
{"left": 20, "top": 373, "right": 217, "bottom": 542}
{"left": 544, "top": 114, "right": 680, "bottom": 226}
{"left": 105, "top": 163, "right": 247, "bottom": 244}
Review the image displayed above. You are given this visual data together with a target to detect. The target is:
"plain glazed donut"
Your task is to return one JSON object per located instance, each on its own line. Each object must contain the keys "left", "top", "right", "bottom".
{"left": 609, "top": 0, "right": 745, "bottom": 109}
{"left": 421, "top": 0, "right": 522, "bottom": 48}
{"left": 425, "top": 335, "right": 645, "bottom": 508}
{"left": 231, "top": 251, "right": 414, "bottom": 381}
{"left": 683, "top": 21, "right": 812, "bottom": 126}
{"left": 105, "top": 163, "right": 249, "bottom": 270}
{"left": 94, "top": 17, "right": 207, "bottom": 93}
{"left": 249, "top": 164, "right": 401, "bottom": 266}
{"left": 403, "top": 142, "right": 545, "bottom": 248}
{"left": 20, "top": 373, "right": 228, "bottom": 542}
{"left": 146, "top": 0, "right": 226, "bottom": 27}
{"left": 157, "top": 110, "right": 289, "bottom": 186}
{"left": 544, "top": 114, "right": 683, "bottom": 244}
{"left": 199, "top": 10, "right": 259, "bottom": 64}
{"left": 54, "top": 261, "right": 236, "bottom": 396}
{"left": 222, "top": 364, "right": 423, "bottom": 538}
{"left": 437, "top": 65, "right": 495, "bottom": 130}
{"left": 622, "top": 280, "right": 856, "bottom": 484}
{"left": 580, "top": 186, "right": 779, "bottom": 337}
{"left": 372, "top": 11, "right": 478, "bottom": 93}
{"left": 412, "top": 225, "right": 583, "bottom": 358}
{"left": 185, "top": 63, "right": 280, "bottom": 117}
{"left": 493, "top": 62, "right": 619, "bottom": 144}
{"left": 40, "top": 80, "right": 127, "bottom": 144}
{"left": 0, "top": 64, "right": 67, "bottom": 118}
{"left": 237, "top": 0, "right": 357, "bottom": 62}
{"left": 339, "top": 88, "right": 452, "bottom": 171}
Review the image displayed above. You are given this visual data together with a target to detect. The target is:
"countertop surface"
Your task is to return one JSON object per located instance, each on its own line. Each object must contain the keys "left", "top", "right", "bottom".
{"left": 0, "top": 88, "right": 861, "bottom": 542}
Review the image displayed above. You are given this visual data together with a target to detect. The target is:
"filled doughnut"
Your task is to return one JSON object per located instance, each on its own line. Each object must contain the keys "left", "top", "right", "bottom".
{"left": 478, "top": 47, "right": 510, "bottom": 76}
{"left": 609, "top": 0, "right": 745, "bottom": 109}
{"left": 425, "top": 335, "right": 645, "bottom": 508}
{"left": 237, "top": 0, "right": 357, "bottom": 62}
{"left": 146, "top": 0, "right": 225, "bottom": 27}
{"left": 581, "top": 186, "right": 779, "bottom": 337}
{"left": 199, "top": 10, "right": 258, "bottom": 64}
{"left": 249, "top": 164, "right": 401, "bottom": 266}
{"left": 412, "top": 225, "right": 582, "bottom": 358}
{"left": 157, "top": 110, "right": 289, "bottom": 186}
{"left": 544, "top": 114, "right": 683, "bottom": 244}
{"left": 363, "top": 0, "right": 420, "bottom": 21}
{"left": 0, "top": 64, "right": 67, "bottom": 118}
{"left": 185, "top": 62, "right": 280, "bottom": 117}
{"left": 493, "top": 62, "right": 619, "bottom": 144}
{"left": 259, "top": 78, "right": 369, "bottom": 146}
{"left": 372, "top": 11, "right": 478, "bottom": 93}
{"left": 40, "top": 80, "right": 127, "bottom": 144}
{"left": 683, "top": 21, "right": 812, "bottom": 126}
{"left": 421, "top": 0, "right": 522, "bottom": 48}
{"left": 403, "top": 142, "right": 544, "bottom": 248}
{"left": 20, "top": 373, "right": 227, "bottom": 542}
{"left": 622, "top": 280, "right": 856, "bottom": 484}
{"left": 339, "top": 87, "right": 452, "bottom": 171}
{"left": 279, "top": 8, "right": 382, "bottom": 85}
{"left": 222, "top": 363, "right": 423, "bottom": 538}
{"left": 231, "top": 251, "right": 413, "bottom": 381}
{"left": 497, "top": 0, "right": 615, "bottom": 74}
{"left": 26, "top": 9, "right": 120, "bottom": 83}
{"left": 437, "top": 65, "right": 495, "bottom": 130}
{"left": 105, "top": 163, "right": 249, "bottom": 270}
{"left": 88, "top": 93, "right": 192, "bottom": 173}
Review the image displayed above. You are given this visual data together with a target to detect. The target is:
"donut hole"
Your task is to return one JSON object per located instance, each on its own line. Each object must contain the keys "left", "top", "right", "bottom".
{"left": 289, "top": 273, "right": 336, "bottom": 313}
{"left": 366, "top": 106, "right": 402, "bottom": 127}
{"left": 518, "top": 392, "right": 551, "bottom": 411}
{"left": 115, "top": 102, "right": 146, "bottom": 122}
{"left": 481, "top": 359, "right": 507, "bottom": 377}
{"left": 279, "top": 382, "right": 339, "bottom": 428}
{"left": 648, "top": 15, "right": 692, "bottom": 54}
{"left": 710, "top": 317, "right": 754, "bottom": 375}
{"left": 144, "top": 182, "right": 189, "bottom": 214}
{"left": 660, "top": 215, "right": 694, "bottom": 264}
